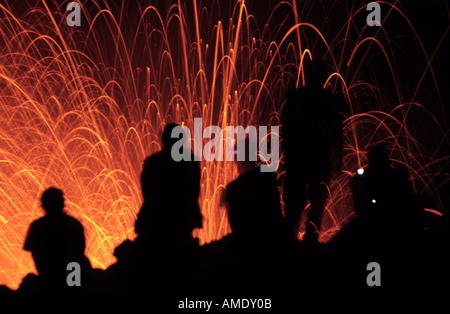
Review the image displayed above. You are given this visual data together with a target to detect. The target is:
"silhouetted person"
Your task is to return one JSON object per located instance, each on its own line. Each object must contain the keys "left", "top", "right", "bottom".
{"left": 281, "top": 59, "right": 346, "bottom": 243}
{"left": 129, "top": 123, "right": 203, "bottom": 292}
{"left": 23, "top": 187, "right": 91, "bottom": 293}
{"left": 136, "top": 123, "right": 202, "bottom": 241}
{"left": 326, "top": 143, "right": 424, "bottom": 291}
{"left": 352, "top": 144, "right": 423, "bottom": 240}
{"left": 223, "top": 137, "right": 283, "bottom": 242}
{"left": 202, "top": 137, "right": 285, "bottom": 293}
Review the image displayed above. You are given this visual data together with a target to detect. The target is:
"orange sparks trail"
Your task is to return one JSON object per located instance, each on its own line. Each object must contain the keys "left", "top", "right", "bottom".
{"left": 0, "top": 1, "right": 448, "bottom": 289}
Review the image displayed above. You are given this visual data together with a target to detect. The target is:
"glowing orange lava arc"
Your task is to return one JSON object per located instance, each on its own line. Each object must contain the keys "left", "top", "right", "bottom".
{"left": 0, "top": 0, "right": 447, "bottom": 290}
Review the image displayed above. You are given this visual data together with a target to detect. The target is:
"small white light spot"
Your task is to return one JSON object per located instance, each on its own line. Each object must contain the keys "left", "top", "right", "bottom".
{"left": 372, "top": 199, "right": 377, "bottom": 204}
{"left": 357, "top": 168, "right": 364, "bottom": 175}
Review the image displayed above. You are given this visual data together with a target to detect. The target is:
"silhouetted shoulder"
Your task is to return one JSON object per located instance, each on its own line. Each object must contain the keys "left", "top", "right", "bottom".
{"left": 142, "top": 150, "right": 165, "bottom": 168}
{"left": 24, "top": 213, "right": 85, "bottom": 253}
{"left": 225, "top": 167, "right": 278, "bottom": 197}
{"left": 23, "top": 217, "right": 44, "bottom": 252}
{"left": 62, "top": 214, "right": 85, "bottom": 240}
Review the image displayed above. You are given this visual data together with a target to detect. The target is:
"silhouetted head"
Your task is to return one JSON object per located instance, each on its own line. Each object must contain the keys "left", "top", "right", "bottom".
{"left": 368, "top": 143, "right": 390, "bottom": 168}
{"left": 303, "top": 58, "right": 328, "bottom": 87}
{"left": 234, "top": 136, "right": 257, "bottom": 176}
{"left": 162, "top": 123, "right": 185, "bottom": 150}
{"left": 41, "top": 187, "right": 65, "bottom": 216}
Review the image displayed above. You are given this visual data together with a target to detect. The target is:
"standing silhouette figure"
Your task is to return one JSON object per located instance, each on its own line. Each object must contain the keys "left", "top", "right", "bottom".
{"left": 23, "top": 187, "right": 91, "bottom": 293}
{"left": 281, "top": 59, "right": 346, "bottom": 243}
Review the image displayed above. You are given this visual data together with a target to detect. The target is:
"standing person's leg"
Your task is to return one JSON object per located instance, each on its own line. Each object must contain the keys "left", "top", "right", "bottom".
{"left": 304, "top": 181, "right": 328, "bottom": 243}
{"left": 283, "top": 166, "right": 307, "bottom": 239}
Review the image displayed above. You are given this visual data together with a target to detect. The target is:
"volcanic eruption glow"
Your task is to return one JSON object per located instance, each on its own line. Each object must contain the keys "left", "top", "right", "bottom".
{"left": 0, "top": 0, "right": 448, "bottom": 289}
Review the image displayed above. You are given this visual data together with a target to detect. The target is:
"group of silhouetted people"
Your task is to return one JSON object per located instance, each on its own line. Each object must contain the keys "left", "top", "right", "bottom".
{"left": 1, "top": 60, "right": 448, "bottom": 294}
